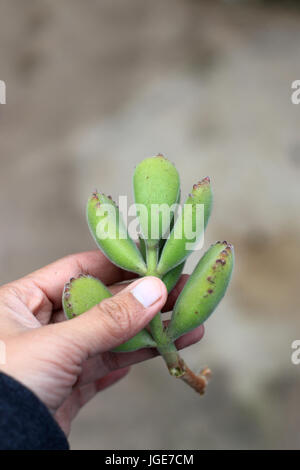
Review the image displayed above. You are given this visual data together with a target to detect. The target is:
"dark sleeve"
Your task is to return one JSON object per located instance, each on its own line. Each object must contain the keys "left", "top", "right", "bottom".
{"left": 0, "top": 373, "right": 69, "bottom": 450}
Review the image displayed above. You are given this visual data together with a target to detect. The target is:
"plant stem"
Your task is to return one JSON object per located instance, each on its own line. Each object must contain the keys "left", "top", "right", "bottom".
{"left": 146, "top": 244, "right": 167, "bottom": 349}
{"left": 157, "top": 334, "right": 211, "bottom": 394}
{"left": 146, "top": 244, "right": 158, "bottom": 275}
{"left": 145, "top": 244, "right": 174, "bottom": 354}
{"left": 179, "top": 365, "right": 211, "bottom": 395}
{"left": 145, "top": 243, "right": 210, "bottom": 395}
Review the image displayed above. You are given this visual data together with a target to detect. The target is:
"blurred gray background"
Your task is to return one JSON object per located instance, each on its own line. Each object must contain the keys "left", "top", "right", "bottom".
{"left": 1, "top": 0, "right": 300, "bottom": 449}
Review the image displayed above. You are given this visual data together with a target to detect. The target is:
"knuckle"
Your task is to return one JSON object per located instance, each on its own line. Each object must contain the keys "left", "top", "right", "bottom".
{"left": 97, "top": 297, "right": 133, "bottom": 337}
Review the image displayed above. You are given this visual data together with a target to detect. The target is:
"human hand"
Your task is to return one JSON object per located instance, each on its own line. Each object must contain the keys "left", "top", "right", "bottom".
{"left": 0, "top": 251, "right": 204, "bottom": 435}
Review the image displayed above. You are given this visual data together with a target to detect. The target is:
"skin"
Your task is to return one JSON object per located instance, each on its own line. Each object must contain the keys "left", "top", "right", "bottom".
{"left": 62, "top": 276, "right": 157, "bottom": 351}
{"left": 0, "top": 250, "right": 204, "bottom": 436}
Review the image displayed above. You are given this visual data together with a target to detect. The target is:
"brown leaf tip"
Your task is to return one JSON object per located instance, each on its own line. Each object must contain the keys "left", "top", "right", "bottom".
{"left": 92, "top": 190, "right": 99, "bottom": 200}
{"left": 202, "top": 176, "right": 210, "bottom": 184}
{"left": 192, "top": 176, "right": 211, "bottom": 191}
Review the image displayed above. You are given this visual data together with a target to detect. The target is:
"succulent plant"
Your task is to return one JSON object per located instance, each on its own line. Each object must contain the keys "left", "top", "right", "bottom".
{"left": 62, "top": 155, "right": 234, "bottom": 395}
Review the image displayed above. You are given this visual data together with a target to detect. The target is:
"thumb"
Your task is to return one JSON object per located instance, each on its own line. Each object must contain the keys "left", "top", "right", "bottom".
{"left": 54, "top": 276, "right": 167, "bottom": 357}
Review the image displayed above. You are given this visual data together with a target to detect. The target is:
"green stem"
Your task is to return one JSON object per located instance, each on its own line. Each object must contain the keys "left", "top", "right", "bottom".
{"left": 146, "top": 245, "right": 166, "bottom": 336}
{"left": 146, "top": 244, "right": 158, "bottom": 275}
{"left": 144, "top": 243, "right": 210, "bottom": 393}
{"left": 146, "top": 244, "right": 164, "bottom": 344}
{"left": 158, "top": 341, "right": 186, "bottom": 376}
{"left": 145, "top": 244, "right": 185, "bottom": 376}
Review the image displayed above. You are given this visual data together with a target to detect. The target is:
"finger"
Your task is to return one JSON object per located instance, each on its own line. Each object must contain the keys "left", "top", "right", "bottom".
{"left": 55, "top": 367, "right": 129, "bottom": 435}
{"left": 161, "top": 274, "right": 189, "bottom": 312}
{"left": 107, "top": 282, "right": 133, "bottom": 295}
{"left": 24, "top": 250, "right": 137, "bottom": 310}
{"left": 74, "top": 368, "right": 130, "bottom": 413}
{"left": 51, "top": 276, "right": 168, "bottom": 358}
{"left": 51, "top": 309, "right": 66, "bottom": 323}
{"left": 108, "top": 274, "right": 189, "bottom": 313}
{"left": 77, "top": 324, "right": 204, "bottom": 386}
{"left": 52, "top": 274, "right": 189, "bottom": 325}
{"left": 175, "top": 324, "right": 204, "bottom": 350}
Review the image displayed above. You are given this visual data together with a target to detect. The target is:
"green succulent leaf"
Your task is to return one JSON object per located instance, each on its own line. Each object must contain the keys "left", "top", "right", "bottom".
{"left": 157, "top": 177, "right": 213, "bottom": 276}
{"left": 62, "top": 274, "right": 156, "bottom": 352}
{"left": 138, "top": 235, "right": 147, "bottom": 262}
{"left": 87, "top": 192, "right": 147, "bottom": 276}
{"left": 162, "top": 261, "right": 185, "bottom": 293}
{"left": 113, "top": 331, "right": 156, "bottom": 352}
{"left": 167, "top": 241, "right": 234, "bottom": 340}
{"left": 62, "top": 274, "right": 111, "bottom": 319}
{"left": 158, "top": 188, "right": 181, "bottom": 256}
{"left": 133, "top": 155, "right": 180, "bottom": 248}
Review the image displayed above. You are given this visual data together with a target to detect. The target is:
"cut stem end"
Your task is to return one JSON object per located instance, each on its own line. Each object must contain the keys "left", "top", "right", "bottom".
{"left": 179, "top": 363, "right": 211, "bottom": 395}
{"left": 163, "top": 351, "right": 211, "bottom": 395}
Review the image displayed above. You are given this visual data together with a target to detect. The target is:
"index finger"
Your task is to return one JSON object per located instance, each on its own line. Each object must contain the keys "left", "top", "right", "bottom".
{"left": 24, "top": 250, "right": 137, "bottom": 310}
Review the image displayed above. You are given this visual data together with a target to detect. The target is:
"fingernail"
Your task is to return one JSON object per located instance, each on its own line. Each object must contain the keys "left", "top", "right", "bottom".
{"left": 131, "top": 277, "right": 163, "bottom": 308}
